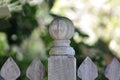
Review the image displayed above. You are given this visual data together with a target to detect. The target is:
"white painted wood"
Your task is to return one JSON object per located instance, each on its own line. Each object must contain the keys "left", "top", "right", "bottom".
{"left": 78, "top": 57, "right": 98, "bottom": 80}
{"left": 26, "top": 58, "right": 46, "bottom": 80}
{"left": 48, "top": 17, "right": 76, "bottom": 80}
{"left": 105, "top": 58, "right": 120, "bottom": 80}
{"left": 0, "top": 57, "right": 20, "bottom": 80}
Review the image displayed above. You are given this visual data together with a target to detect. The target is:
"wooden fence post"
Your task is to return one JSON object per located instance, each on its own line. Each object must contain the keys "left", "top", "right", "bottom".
{"left": 48, "top": 17, "right": 76, "bottom": 80}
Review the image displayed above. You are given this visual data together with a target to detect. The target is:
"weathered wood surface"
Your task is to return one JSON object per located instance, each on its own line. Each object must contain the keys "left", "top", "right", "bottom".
{"left": 0, "top": 57, "right": 20, "bottom": 80}
{"left": 48, "top": 56, "right": 76, "bottom": 80}
{"left": 105, "top": 58, "right": 120, "bottom": 80}
{"left": 78, "top": 57, "right": 98, "bottom": 80}
{"left": 26, "top": 58, "right": 46, "bottom": 80}
{"left": 48, "top": 17, "right": 76, "bottom": 80}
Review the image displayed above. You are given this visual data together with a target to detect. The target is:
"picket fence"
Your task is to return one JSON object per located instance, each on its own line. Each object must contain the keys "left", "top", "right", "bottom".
{"left": 0, "top": 17, "right": 120, "bottom": 80}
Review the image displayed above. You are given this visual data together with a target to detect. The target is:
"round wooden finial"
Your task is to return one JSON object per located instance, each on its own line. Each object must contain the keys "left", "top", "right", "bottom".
{"left": 49, "top": 17, "right": 74, "bottom": 40}
{"left": 49, "top": 17, "right": 75, "bottom": 55}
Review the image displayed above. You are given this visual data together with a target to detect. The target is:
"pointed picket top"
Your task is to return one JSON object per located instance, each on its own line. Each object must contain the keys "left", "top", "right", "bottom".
{"left": 78, "top": 57, "right": 98, "bottom": 80}
{"left": 0, "top": 57, "right": 20, "bottom": 80}
{"left": 105, "top": 58, "right": 120, "bottom": 80}
{"left": 26, "top": 58, "right": 46, "bottom": 80}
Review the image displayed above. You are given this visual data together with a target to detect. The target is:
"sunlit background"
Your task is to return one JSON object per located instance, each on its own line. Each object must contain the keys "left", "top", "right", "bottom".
{"left": 0, "top": 0, "right": 120, "bottom": 80}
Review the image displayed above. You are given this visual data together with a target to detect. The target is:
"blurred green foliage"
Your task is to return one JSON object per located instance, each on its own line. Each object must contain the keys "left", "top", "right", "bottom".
{"left": 0, "top": 0, "right": 119, "bottom": 80}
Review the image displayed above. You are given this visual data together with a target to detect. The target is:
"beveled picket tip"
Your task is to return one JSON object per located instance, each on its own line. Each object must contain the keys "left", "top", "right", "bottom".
{"left": 78, "top": 57, "right": 98, "bottom": 80}
{"left": 0, "top": 57, "right": 20, "bottom": 80}
{"left": 26, "top": 58, "right": 46, "bottom": 80}
{"left": 105, "top": 58, "right": 120, "bottom": 80}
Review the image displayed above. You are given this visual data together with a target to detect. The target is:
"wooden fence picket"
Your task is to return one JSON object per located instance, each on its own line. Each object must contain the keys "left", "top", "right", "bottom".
{"left": 26, "top": 58, "right": 46, "bottom": 80}
{"left": 77, "top": 57, "right": 98, "bottom": 80}
{"left": 0, "top": 57, "right": 20, "bottom": 80}
{"left": 105, "top": 58, "right": 120, "bottom": 80}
